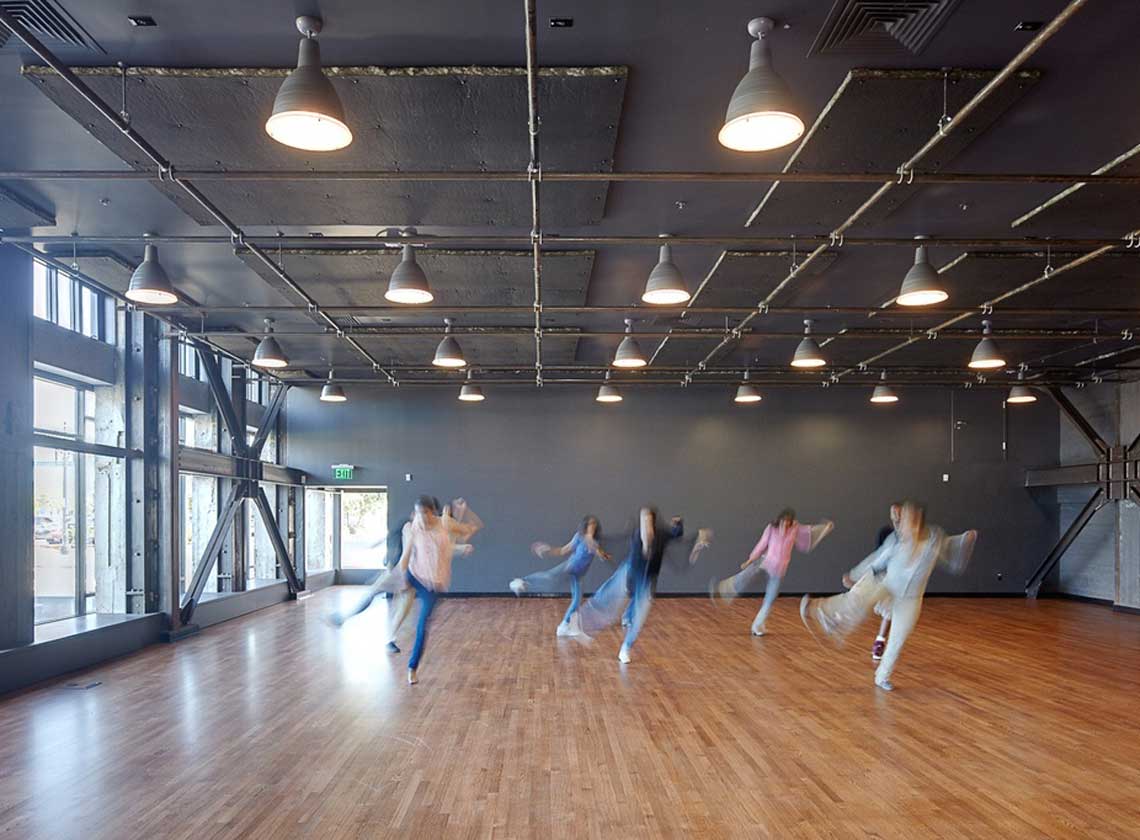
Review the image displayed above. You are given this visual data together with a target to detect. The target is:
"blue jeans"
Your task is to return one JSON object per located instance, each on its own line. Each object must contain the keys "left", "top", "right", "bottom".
{"left": 522, "top": 559, "right": 584, "bottom": 625}
{"left": 622, "top": 573, "right": 656, "bottom": 651}
{"left": 407, "top": 571, "right": 440, "bottom": 671}
{"left": 753, "top": 572, "right": 782, "bottom": 631}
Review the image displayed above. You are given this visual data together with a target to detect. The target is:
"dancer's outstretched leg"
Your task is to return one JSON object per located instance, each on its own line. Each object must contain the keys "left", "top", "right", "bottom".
{"left": 750, "top": 572, "right": 782, "bottom": 636}
{"left": 579, "top": 562, "right": 631, "bottom": 636}
{"left": 510, "top": 559, "right": 571, "bottom": 595}
{"left": 710, "top": 561, "right": 766, "bottom": 603}
{"left": 328, "top": 567, "right": 405, "bottom": 626}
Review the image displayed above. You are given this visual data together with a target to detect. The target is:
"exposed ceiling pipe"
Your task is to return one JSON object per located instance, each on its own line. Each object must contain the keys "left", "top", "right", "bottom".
{"left": 6, "top": 168, "right": 1140, "bottom": 185}
{"left": 5, "top": 233, "right": 1131, "bottom": 249}
{"left": 672, "top": 0, "right": 1092, "bottom": 385}
{"left": 185, "top": 327, "right": 1116, "bottom": 341}
{"left": 300, "top": 376, "right": 1129, "bottom": 388}
{"left": 524, "top": 0, "right": 542, "bottom": 388}
{"left": 0, "top": 9, "right": 398, "bottom": 387}
{"left": 151, "top": 304, "right": 1140, "bottom": 318}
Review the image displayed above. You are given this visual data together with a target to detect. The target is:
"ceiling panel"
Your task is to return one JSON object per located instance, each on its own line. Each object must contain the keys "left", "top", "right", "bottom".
{"left": 26, "top": 64, "right": 626, "bottom": 227}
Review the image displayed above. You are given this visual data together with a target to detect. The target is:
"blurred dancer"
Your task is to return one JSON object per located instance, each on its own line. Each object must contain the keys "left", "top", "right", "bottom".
{"left": 509, "top": 515, "right": 610, "bottom": 637}
{"left": 387, "top": 498, "right": 481, "bottom": 652}
{"left": 709, "top": 509, "right": 833, "bottom": 636}
{"left": 581, "top": 508, "right": 711, "bottom": 664}
{"left": 871, "top": 503, "right": 902, "bottom": 662}
{"left": 395, "top": 495, "right": 477, "bottom": 684}
{"left": 800, "top": 501, "right": 977, "bottom": 691}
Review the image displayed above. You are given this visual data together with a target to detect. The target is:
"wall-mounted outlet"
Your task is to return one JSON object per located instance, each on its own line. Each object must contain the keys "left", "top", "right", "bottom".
{"left": 942, "top": 473, "right": 950, "bottom": 483}
{"left": 405, "top": 473, "right": 413, "bottom": 482}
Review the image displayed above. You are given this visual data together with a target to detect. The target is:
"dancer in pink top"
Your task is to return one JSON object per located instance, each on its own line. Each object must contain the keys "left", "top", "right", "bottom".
{"left": 710, "top": 509, "right": 833, "bottom": 636}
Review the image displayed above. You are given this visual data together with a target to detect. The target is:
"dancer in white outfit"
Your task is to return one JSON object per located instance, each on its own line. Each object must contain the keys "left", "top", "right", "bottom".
{"left": 800, "top": 501, "right": 977, "bottom": 691}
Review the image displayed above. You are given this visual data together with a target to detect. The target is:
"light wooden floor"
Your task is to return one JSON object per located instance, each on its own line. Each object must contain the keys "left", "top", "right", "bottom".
{"left": 1, "top": 591, "right": 1139, "bottom": 839}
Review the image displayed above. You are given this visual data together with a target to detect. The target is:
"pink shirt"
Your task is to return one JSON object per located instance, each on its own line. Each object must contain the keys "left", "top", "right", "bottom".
{"left": 406, "top": 517, "right": 456, "bottom": 591}
{"left": 749, "top": 522, "right": 813, "bottom": 578}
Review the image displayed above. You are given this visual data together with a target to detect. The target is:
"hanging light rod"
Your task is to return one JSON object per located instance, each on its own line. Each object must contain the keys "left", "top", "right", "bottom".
{"left": 8, "top": 168, "right": 1139, "bottom": 185}
{"left": 6, "top": 233, "right": 1132, "bottom": 249}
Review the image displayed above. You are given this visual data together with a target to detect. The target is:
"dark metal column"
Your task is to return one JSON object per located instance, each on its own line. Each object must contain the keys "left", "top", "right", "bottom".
{"left": 253, "top": 487, "right": 302, "bottom": 594}
{"left": 179, "top": 484, "right": 244, "bottom": 625}
{"left": 1048, "top": 387, "right": 1109, "bottom": 458}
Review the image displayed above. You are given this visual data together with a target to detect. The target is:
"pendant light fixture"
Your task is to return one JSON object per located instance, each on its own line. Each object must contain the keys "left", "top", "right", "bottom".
{"left": 613, "top": 319, "right": 648, "bottom": 368}
{"left": 869, "top": 371, "right": 898, "bottom": 404}
{"left": 458, "top": 370, "right": 485, "bottom": 402}
{"left": 790, "top": 319, "right": 826, "bottom": 368}
{"left": 596, "top": 372, "right": 622, "bottom": 403}
{"left": 252, "top": 318, "right": 289, "bottom": 369}
{"left": 642, "top": 238, "right": 690, "bottom": 305}
{"left": 265, "top": 15, "right": 353, "bottom": 152}
{"left": 385, "top": 244, "right": 433, "bottom": 304}
{"left": 718, "top": 16, "right": 804, "bottom": 152}
{"left": 1007, "top": 370, "right": 1037, "bottom": 404}
{"left": 734, "top": 370, "right": 762, "bottom": 403}
{"left": 432, "top": 318, "right": 467, "bottom": 368}
{"left": 968, "top": 320, "right": 1005, "bottom": 370}
{"left": 125, "top": 241, "right": 178, "bottom": 305}
{"left": 320, "top": 369, "right": 347, "bottom": 402}
{"left": 896, "top": 236, "right": 948, "bottom": 307}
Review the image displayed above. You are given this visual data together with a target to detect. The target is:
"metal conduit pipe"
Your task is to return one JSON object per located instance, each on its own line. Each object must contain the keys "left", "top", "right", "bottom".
{"left": 5, "top": 168, "right": 1140, "bottom": 185}
{"left": 272, "top": 362, "right": 1126, "bottom": 375}
{"left": 675, "top": 0, "right": 1092, "bottom": 383}
{"left": 0, "top": 10, "right": 398, "bottom": 386}
{"left": 3, "top": 233, "right": 1131, "bottom": 249}
{"left": 524, "top": 0, "right": 543, "bottom": 387}
{"left": 183, "top": 327, "right": 1120, "bottom": 341}
{"left": 149, "top": 304, "right": 1140, "bottom": 318}
{"left": 300, "top": 376, "right": 1128, "bottom": 388}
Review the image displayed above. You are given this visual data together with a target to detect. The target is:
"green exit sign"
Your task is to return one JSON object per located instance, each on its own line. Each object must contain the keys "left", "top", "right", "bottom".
{"left": 332, "top": 464, "right": 355, "bottom": 480}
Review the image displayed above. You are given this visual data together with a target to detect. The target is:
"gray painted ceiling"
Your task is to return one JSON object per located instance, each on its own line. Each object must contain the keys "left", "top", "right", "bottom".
{"left": 2, "top": 0, "right": 1140, "bottom": 392}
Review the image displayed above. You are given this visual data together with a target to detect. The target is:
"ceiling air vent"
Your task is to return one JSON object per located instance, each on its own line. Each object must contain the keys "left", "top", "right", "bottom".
{"left": 0, "top": 0, "right": 103, "bottom": 53}
{"left": 810, "top": 0, "right": 964, "bottom": 57}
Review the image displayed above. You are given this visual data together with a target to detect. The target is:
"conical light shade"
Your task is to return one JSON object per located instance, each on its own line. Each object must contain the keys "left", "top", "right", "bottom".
{"left": 734, "top": 383, "right": 762, "bottom": 403}
{"left": 642, "top": 244, "right": 690, "bottom": 305}
{"left": 791, "top": 336, "right": 825, "bottom": 368}
{"left": 613, "top": 335, "right": 647, "bottom": 368}
{"left": 385, "top": 245, "right": 433, "bottom": 304}
{"left": 870, "top": 384, "right": 899, "bottom": 404}
{"left": 458, "top": 384, "right": 485, "bottom": 402}
{"left": 433, "top": 334, "right": 467, "bottom": 368}
{"left": 320, "top": 382, "right": 347, "bottom": 402}
{"left": 1007, "top": 384, "right": 1037, "bottom": 404}
{"left": 265, "top": 38, "right": 352, "bottom": 151}
{"left": 125, "top": 244, "right": 178, "bottom": 305}
{"left": 968, "top": 336, "right": 1005, "bottom": 370}
{"left": 253, "top": 335, "right": 289, "bottom": 368}
{"left": 896, "top": 244, "right": 947, "bottom": 307}
{"left": 718, "top": 30, "right": 804, "bottom": 152}
{"left": 596, "top": 384, "right": 623, "bottom": 403}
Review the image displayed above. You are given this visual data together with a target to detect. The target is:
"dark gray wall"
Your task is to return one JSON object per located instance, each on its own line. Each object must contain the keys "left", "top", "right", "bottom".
{"left": 286, "top": 384, "right": 1059, "bottom": 595}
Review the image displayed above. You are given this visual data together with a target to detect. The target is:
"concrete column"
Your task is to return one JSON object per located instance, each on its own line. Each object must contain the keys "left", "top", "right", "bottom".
{"left": 1117, "top": 382, "right": 1140, "bottom": 609}
{"left": 94, "top": 326, "right": 128, "bottom": 614}
{"left": 0, "top": 247, "right": 34, "bottom": 648}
